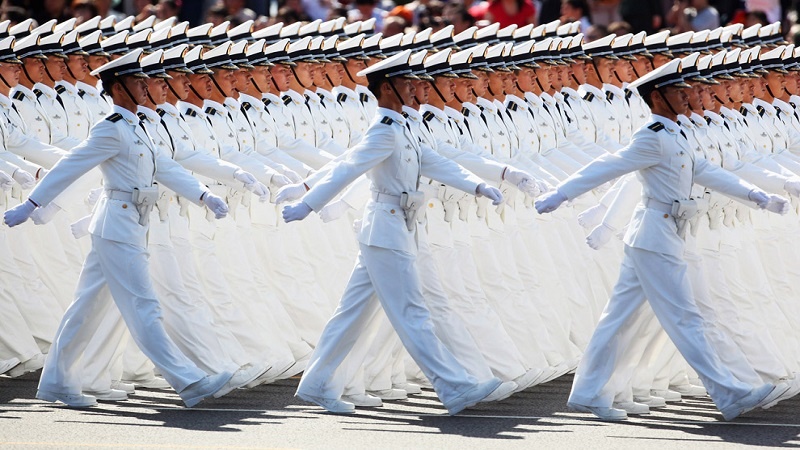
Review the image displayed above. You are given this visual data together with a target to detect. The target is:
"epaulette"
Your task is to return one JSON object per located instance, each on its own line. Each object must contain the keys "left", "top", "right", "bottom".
{"left": 78, "top": 89, "right": 86, "bottom": 98}
{"left": 605, "top": 91, "right": 614, "bottom": 102}
{"left": 241, "top": 102, "right": 252, "bottom": 111}
{"left": 336, "top": 92, "right": 347, "bottom": 103}
{"left": 317, "top": 93, "right": 325, "bottom": 102}
{"left": 184, "top": 108, "right": 197, "bottom": 117}
{"left": 461, "top": 107, "right": 470, "bottom": 117}
{"left": 380, "top": 116, "right": 394, "bottom": 125}
{"left": 507, "top": 102, "right": 518, "bottom": 112}
{"left": 757, "top": 105, "right": 766, "bottom": 117}
{"left": 204, "top": 106, "right": 216, "bottom": 116}
{"left": 582, "top": 92, "right": 594, "bottom": 102}
{"left": 106, "top": 112, "right": 123, "bottom": 122}
{"left": 33, "top": 88, "right": 43, "bottom": 98}
{"left": 705, "top": 116, "right": 712, "bottom": 125}
{"left": 422, "top": 111, "right": 435, "bottom": 122}
{"left": 137, "top": 112, "right": 147, "bottom": 121}
{"left": 647, "top": 122, "right": 665, "bottom": 132}
{"left": 156, "top": 108, "right": 166, "bottom": 117}
{"left": 359, "top": 93, "right": 369, "bottom": 103}
{"left": 12, "top": 91, "right": 24, "bottom": 101}
{"left": 282, "top": 94, "right": 292, "bottom": 105}
{"left": 740, "top": 106, "right": 748, "bottom": 116}
{"left": 791, "top": 101, "right": 797, "bottom": 109}
{"left": 262, "top": 98, "right": 272, "bottom": 107}
{"left": 624, "top": 89, "right": 633, "bottom": 101}
{"left": 54, "top": 85, "right": 66, "bottom": 95}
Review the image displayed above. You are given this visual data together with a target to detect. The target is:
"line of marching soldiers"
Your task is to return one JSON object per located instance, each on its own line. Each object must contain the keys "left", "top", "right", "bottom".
{"left": 1, "top": 14, "right": 800, "bottom": 418}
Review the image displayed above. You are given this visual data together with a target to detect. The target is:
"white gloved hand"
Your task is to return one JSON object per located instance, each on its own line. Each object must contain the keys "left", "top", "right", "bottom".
{"left": 247, "top": 182, "right": 270, "bottom": 202}
{"left": 85, "top": 187, "right": 103, "bottom": 207}
{"left": 535, "top": 189, "right": 568, "bottom": 214}
{"left": 4, "top": 199, "right": 37, "bottom": 227}
{"left": 319, "top": 199, "right": 353, "bottom": 223}
{"left": 536, "top": 180, "right": 553, "bottom": 194}
{"left": 202, "top": 192, "right": 229, "bottom": 219}
{"left": 784, "top": 178, "right": 800, "bottom": 197}
{"left": 271, "top": 174, "right": 292, "bottom": 188}
{"left": 476, "top": 183, "right": 503, "bottom": 205}
{"left": 765, "top": 194, "right": 790, "bottom": 215}
{"left": 577, "top": 203, "right": 608, "bottom": 229}
{"left": 12, "top": 169, "right": 35, "bottom": 190}
{"left": 282, "top": 201, "right": 313, "bottom": 223}
{"left": 233, "top": 169, "right": 258, "bottom": 186}
{"left": 31, "top": 202, "right": 61, "bottom": 225}
{"left": 0, "top": 171, "right": 13, "bottom": 191}
{"left": 275, "top": 183, "right": 307, "bottom": 204}
{"left": 748, "top": 189, "right": 770, "bottom": 208}
{"left": 283, "top": 169, "right": 303, "bottom": 184}
{"left": 586, "top": 223, "right": 616, "bottom": 250}
{"left": 516, "top": 179, "right": 542, "bottom": 198}
{"left": 70, "top": 215, "right": 92, "bottom": 239}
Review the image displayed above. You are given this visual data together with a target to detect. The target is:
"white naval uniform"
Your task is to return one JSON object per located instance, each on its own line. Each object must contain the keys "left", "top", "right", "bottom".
{"left": 32, "top": 106, "right": 214, "bottom": 398}
{"left": 76, "top": 81, "right": 112, "bottom": 123}
{"left": 296, "top": 107, "right": 502, "bottom": 411}
{"left": 559, "top": 114, "right": 763, "bottom": 412}
{"left": 333, "top": 85, "right": 371, "bottom": 138}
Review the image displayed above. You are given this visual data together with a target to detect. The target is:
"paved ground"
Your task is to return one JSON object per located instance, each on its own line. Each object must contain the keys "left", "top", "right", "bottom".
{"left": 1, "top": 371, "right": 799, "bottom": 449}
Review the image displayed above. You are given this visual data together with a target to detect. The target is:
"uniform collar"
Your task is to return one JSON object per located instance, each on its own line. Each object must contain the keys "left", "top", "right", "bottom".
{"left": 419, "top": 104, "right": 448, "bottom": 121}
{"left": 603, "top": 83, "right": 625, "bottom": 97}
{"left": 444, "top": 105, "right": 464, "bottom": 121}
{"left": 76, "top": 81, "right": 100, "bottom": 95}
{"left": 157, "top": 102, "right": 179, "bottom": 117}
{"left": 579, "top": 84, "right": 604, "bottom": 97}
{"left": 505, "top": 93, "right": 524, "bottom": 106}
{"left": 476, "top": 97, "right": 495, "bottom": 112}
{"left": 753, "top": 98, "right": 776, "bottom": 115}
{"left": 523, "top": 91, "right": 543, "bottom": 107}
{"left": 772, "top": 97, "right": 793, "bottom": 112}
{"left": 377, "top": 107, "right": 405, "bottom": 127}
{"left": 651, "top": 114, "right": 683, "bottom": 136}
{"left": 282, "top": 89, "right": 304, "bottom": 104}
{"left": 540, "top": 92, "right": 556, "bottom": 104}
{"left": 0, "top": 93, "right": 11, "bottom": 110}
{"left": 56, "top": 81, "right": 78, "bottom": 94}
{"left": 137, "top": 105, "right": 159, "bottom": 122}
{"left": 304, "top": 89, "right": 320, "bottom": 104}
{"left": 461, "top": 102, "right": 481, "bottom": 115}
{"left": 203, "top": 99, "right": 225, "bottom": 113}
{"left": 33, "top": 83, "right": 56, "bottom": 97}
{"left": 677, "top": 114, "right": 695, "bottom": 130}
{"left": 12, "top": 85, "right": 34, "bottom": 98}
{"left": 789, "top": 94, "right": 800, "bottom": 106}
{"left": 316, "top": 87, "right": 334, "bottom": 101}
{"left": 262, "top": 92, "right": 281, "bottom": 104}
{"left": 114, "top": 105, "right": 141, "bottom": 126}
{"left": 355, "top": 85, "right": 374, "bottom": 99}
{"left": 223, "top": 97, "right": 240, "bottom": 110}
{"left": 402, "top": 105, "right": 422, "bottom": 121}
{"left": 704, "top": 110, "right": 725, "bottom": 125}
{"left": 239, "top": 92, "right": 264, "bottom": 110}
{"left": 561, "top": 86, "right": 579, "bottom": 98}
{"left": 179, "top": 101, "right": 206, "bottom": 117}
{"left": 690, "top": 112, "right": 707, "bottom": 128}
{"left": 332, "top": 85, "right": 356, "bottom": 98}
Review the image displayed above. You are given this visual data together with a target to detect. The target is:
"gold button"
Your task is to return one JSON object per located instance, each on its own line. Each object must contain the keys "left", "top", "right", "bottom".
{"left": 428, "top": 203, "right": 434, "bottom": 208}
{"left": 681, "top": 164, "right": 685, "bottom": 168}
{"left": 663, "top": 214, "right": 669, "bottom": 218}
{"left": 122, "top": 204, "right": 128, "bottom": 209}
{"left": 140, "top": 153, "right": 143, "bottom": 157}
{"left": 390, "top": 209, "right": 395, "bottom": 214}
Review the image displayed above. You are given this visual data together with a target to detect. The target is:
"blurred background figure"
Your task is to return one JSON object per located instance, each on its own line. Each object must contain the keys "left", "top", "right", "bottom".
{"left": 560, "top": 0, "right": 591, "bottom": 31}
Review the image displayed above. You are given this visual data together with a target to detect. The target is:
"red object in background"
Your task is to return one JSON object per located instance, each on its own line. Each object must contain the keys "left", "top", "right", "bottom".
{"left": 485, "top": 0, "right": 536, "bottom": 27}
{"left": 730, "top": 10, "right": 747, "bottom": 24}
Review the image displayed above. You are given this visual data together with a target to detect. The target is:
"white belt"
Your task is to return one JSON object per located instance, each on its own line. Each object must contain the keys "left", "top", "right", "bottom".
{"left": 372, "top": 191, "right": 402, "bottom": 206}
{"left": 106, "top": 190, "right": 134, "bottom": 201}
{"left": 642, "top": 197, "right": 674, "bottom": 214}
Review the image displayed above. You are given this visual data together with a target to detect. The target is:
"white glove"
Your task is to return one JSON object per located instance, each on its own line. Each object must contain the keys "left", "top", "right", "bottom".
{"left": 586, "top": 223, "right": 616, "bottom": 250}
{"left": 0, "top": 171, "right": 12, "bottom": 191}
{"left": 784, "top": 178, "right": 800, "bottom": 197}
{"left": 271, "top": 174, "right": 292, "bottom": 188}
{"left": 749, "top": 189, "right": 771, "bottom": 209}
{"left": 577, "top": 203, "right": 608, "bottom": 229}
{"left": 202, "top": 192, "right": 229, "bottom": 219}
{"left": 4, "top": 199, "right": 37, "bottom": 227}
{"left": 516, "top": 179, "right": 541, "bottom": 198}
{"left": 476, "top": 183, "right": 503, "bottom": 205}
{"left": 283, "top": 169, "right": 303, "bottom": 184}
{"left": 275, "top": 183, "right": 308, "bottom": 204}
{"left": 536, "top": 180, "right": 553, "bottom": 194}
{"left": 30, "top": 202, "right": 61, "bottom": 225}
{"left": 319, "top": 199, "right": 353, "bottom": 223}
{"left": 249, "top": 182, "right": 270, "bottom": 202}
{"left": 85, "top": 187, "right": 103, "bottom": 207}
{"left": 12, "top": 169, "right": 35, "bottom": 190}
{"left": 765, "top": 194, "right": 790, "bottom": 215}
{"left": 535, "top": 189, "right": 568, "bottom": 214}
{"left": 70, "top": 215, "right": 92, "bottom": 239}
{"left": 233, "top": 169, "right": 258, "bottom": 186}
{"left": 282, "top": 201, "right": 313, "bottom": 223}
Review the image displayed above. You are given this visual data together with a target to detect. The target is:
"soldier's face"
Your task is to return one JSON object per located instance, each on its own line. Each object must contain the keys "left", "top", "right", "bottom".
{"left": 686, "top": 82, "right": 704, "bottom": 110}
{"left": 233, "top": 68, "right": 252, "bottom": 93}
{"left": 294, "top": 62, "right": 315, "bottom": 87}
{"left": 249, "top": 66, "right": 270, "bottom": 92}
{"left": 433, "top": 76, "right": 456, "bottom": 102}
{"left": 472, "top": 71, "right": 488, "bottom": 96}
{"left": 570, "top": 60, "right": 587, "bottom": 85}
{"left": 0, "top": 62, "right": 21, "bottom": 87}
{"left": 613, "top": 59, "right": 634, "bottom": 83}
{"left": 212, "top": 68, "right": 236, "bottom": 97}
{"left": 327, "top": 62, "right": 344, "bottom": 85}
{"left": 269, "top": 64, "right": 292, "bottom": 92}
{"left": 631, "top": 55, "right": 652, "bottom": 78}
{"left": 516, "top": 67, "right": 535, "bottom": 92}
{"left": 394, "top": 78, "right": 416, "bottom": 105}
{"left": 454, "top": 78, "right": 474, "bottom": 103}
{"left": 487, "top": 72, "right": 504, "bottom": 95}
{"left": 533, "top": 67, "right": 550, "bottom": 90}
{"left": 23, "top": 58, "right": 45, "bottom": 83}
{"left": 411, "top": 79, "right": 429, "bottom": 104}
{"left": 700, "top": 84, "right": 715, "bottom": 109}
{"left": 723, "top": 80, "right": 739, "bottom": 103}
{"left": 660, "top": 86, "right": 689, "bottom": 114}
{"left": 146, "top": 77, "right": 168, "bottom": 104}
{"left": 44, "top": 56, "right": 67, "bottom": 81}
{"left": 167, "top": 71, "right": 191, "bottom": 100}
{"left": 345, "top": 59, "right": 367, "bottom": 84}
{"left": 765, "top": 71, "right": 786, "bottom": 96}
{"left": 188, "top": 73, "right": 213, "bottom": 97}
{"left": 785, "top": 71, "right": 799, "bottom": 94}
{"left": 652, "top": 54, "right": 672, "bottom": 68}
{"left": 87, "top": 55, "right": 109, "bottom": 71}
{"left": 121, "top": 76, "right": 148, "bottom": 105}
{"left": 67, "top": 55, "right": 88, "bottom": 81}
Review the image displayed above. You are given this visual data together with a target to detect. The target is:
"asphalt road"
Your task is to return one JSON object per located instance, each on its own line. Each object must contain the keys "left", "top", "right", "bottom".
{"left": 1, "top": 371, "right": 799, "bottom": 449}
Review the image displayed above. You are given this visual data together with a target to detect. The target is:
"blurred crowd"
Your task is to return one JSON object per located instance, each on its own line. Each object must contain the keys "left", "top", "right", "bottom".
{"left": 4, "top": 0, "right": 800, "bottom": 49}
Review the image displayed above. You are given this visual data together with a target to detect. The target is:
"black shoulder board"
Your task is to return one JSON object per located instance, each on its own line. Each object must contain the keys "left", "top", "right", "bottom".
{"left": 380, "top": 116, "right": 394, "bottom": 125}
{"left": 605, "top": 91, "right": 614, "bottom": 102}
{"left": 336, "top": 92, "right": 347, "bottom": 103}
{"left": 740, "top": 106, "right": 748, "bottom": 116}
{"left": 137, "top": 112, "right": 147, "bottom": 121}
{"left": 647, "top": 122, "right": 665, "bottom": 132}
{"left": 156, "top": 108, "right": 166, "bottom": 117}
{"left": 282, "top": 95, "right": 292, "bottom": 105}
{"left": 262, "top": 98, "right": 272, "bottom": 107}
{"left": 12, "top": 91, "right": 24, "bottom": 101}
{"left": 184, "top": 108, "right": 197, "bottom": 117}
{"left": 624, "top": 89, "right": 633, "bottom": 101}
{"left": 507, "top": 102, "right": 518, "bottom": 112}
{"left": 422, "top": 111, "right": 435, "bottom": 122}
{"left": 204, "top": 106, "right": 216, "bottom": 115}
{"left": 78, "top": 89, "right": 86, "bottom": 98}
{"left": 242, "top": 102, "right": 252, "bottom": 111}
{"left": 582, "top": 92, "right": 594, "bottom": 102}
{"left": 34, "top": 89, "right": 43, "bottom": 98}
{"left": 705, "top": 116, "right": 712, "bottom": 125}
{"left": 757, "top": 105, "right": 766, "bottom": 117}
{"left": 55, "top": 85, "right": 66, "bottom": 95}
{"left": 317, "top": 92, "right": 325, "bottom": 101}
{"left": 106, "top": 112, "right": 123, "bottom": 122}
{"left": 359, "top": 92, "right": 369, "bottom": 103}
{"left": 791, "top": 101, "right": 797, "bottom": 109}
{"left": 461, "top": 107, "right": 470, "bottom": 117}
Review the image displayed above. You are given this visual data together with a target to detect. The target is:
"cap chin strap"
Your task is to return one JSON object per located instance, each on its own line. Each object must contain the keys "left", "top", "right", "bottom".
{"left": 43, "top": 61, "right": 58, "bottom": 84}
{"left": 656, "top": 88, "right": 681, "bottom": 117}
{"left": 250, "top": 77, "right": 265, "bottom": 94}
{"left": 430, "top": 79, "right": 448, "bottom": 103}
{"left": 210, "top": 73, "right": 229, "bottom": 99}
{"left": 630, "top": 61, "right": 642, "bottom": 79}
{"left": 387, "top": 78, "right": 405, "bottom": 106}
{"left": 165, "top": 77, "right": 183, "bottom": 101}
{"left": 119, "top": 76, "right": 142, "bottom": 106}
{"left": 765, "top": 82, "right": 783, "bottom": 100}
{"left": 590, "top": 59, "right": 605, "bottom": 84}
{"left": 291, "top": 66, "right": 310, "bottom": 89}
{"left": 343, "top": 62, "right": 357, "bottom": 85}
{"left": 21, "top": 61, "right": 37, "bottom": 86}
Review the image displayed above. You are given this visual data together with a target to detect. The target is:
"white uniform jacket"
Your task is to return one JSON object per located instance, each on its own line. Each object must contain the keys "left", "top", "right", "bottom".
{"left": 302, "top": 108, "right": 484, "bottom": 254}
